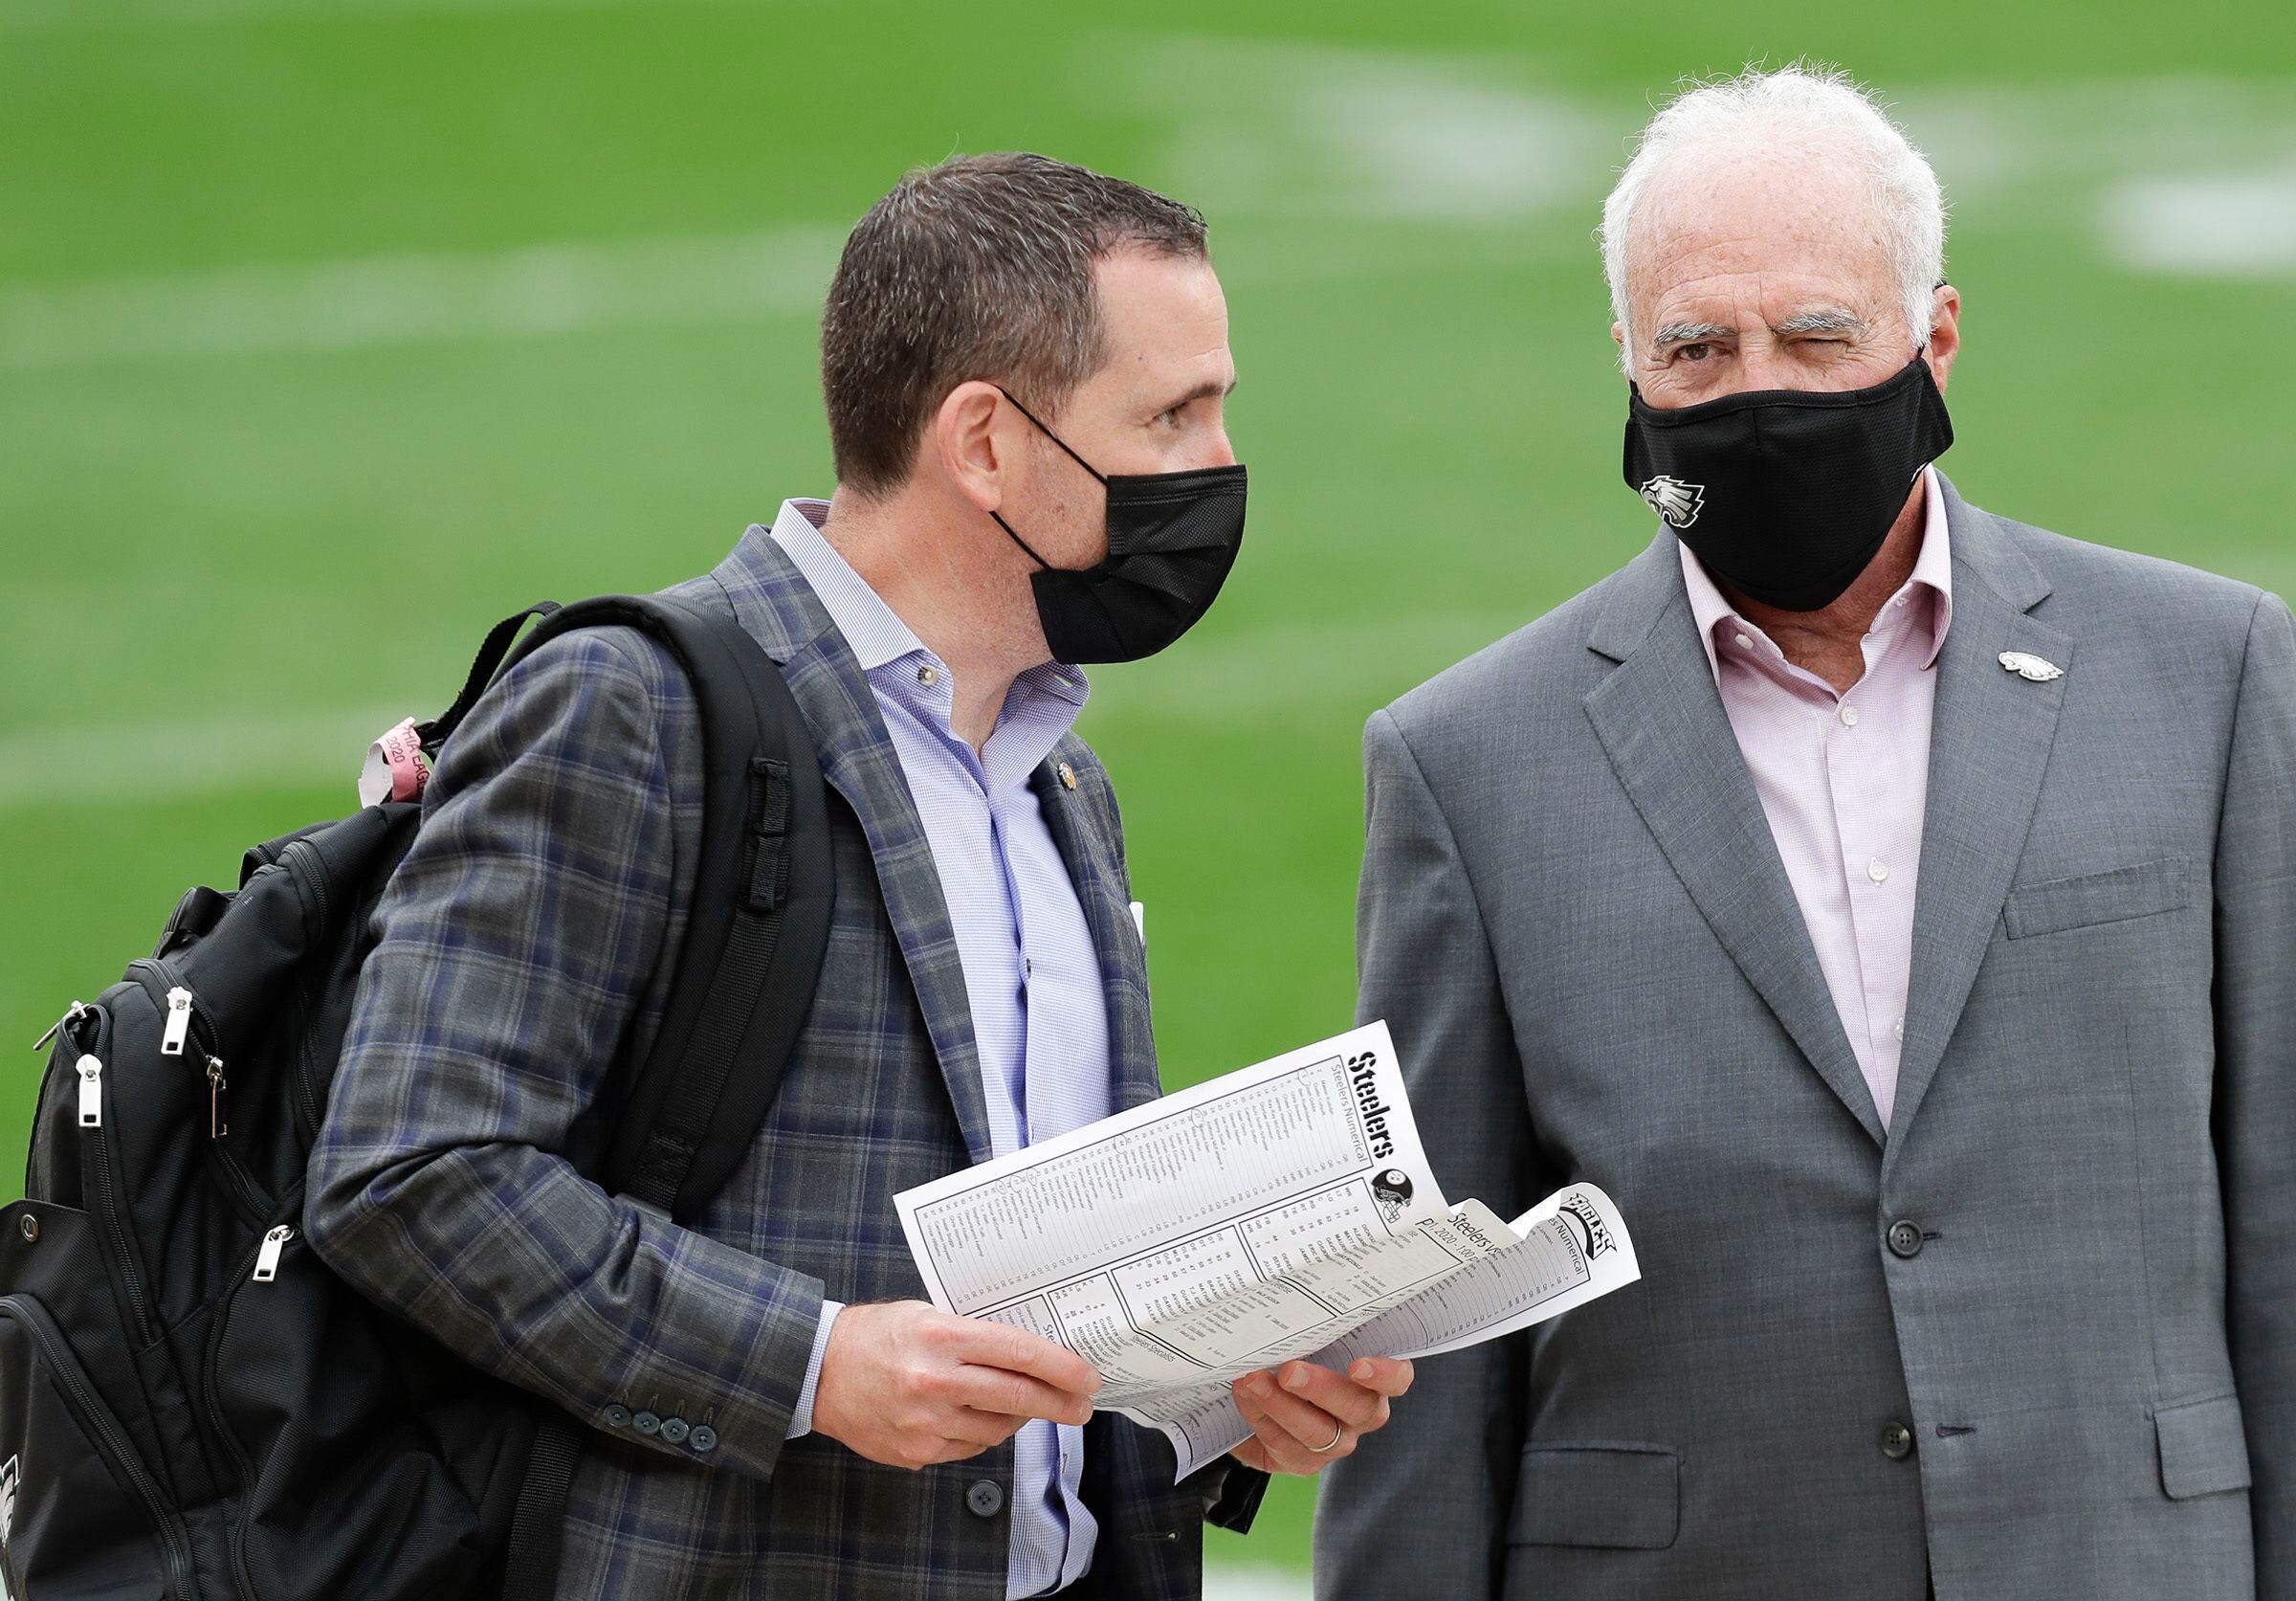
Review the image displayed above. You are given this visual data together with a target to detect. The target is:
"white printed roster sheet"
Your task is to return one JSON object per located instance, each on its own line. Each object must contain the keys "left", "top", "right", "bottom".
{"left": 894, "top": 1021, "right": 1641, "bottom": 1479}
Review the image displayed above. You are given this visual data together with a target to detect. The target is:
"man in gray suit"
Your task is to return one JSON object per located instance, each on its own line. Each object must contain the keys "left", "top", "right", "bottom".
{"left": 1315, "top": 63, "right": 2291, "bottom": 1600}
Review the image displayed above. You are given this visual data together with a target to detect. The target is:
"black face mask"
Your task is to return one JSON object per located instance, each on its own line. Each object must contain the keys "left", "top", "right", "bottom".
{"left": 987, "top": 387, "right": 1247, "bottom": 664}
{"left": 1622, "top": 353, "right": 1954, "bottom": 612}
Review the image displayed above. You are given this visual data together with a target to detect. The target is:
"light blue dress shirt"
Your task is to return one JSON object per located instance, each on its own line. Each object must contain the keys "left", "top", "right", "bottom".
{"left": 770, "top": 499, "right": 1115, "bottom": 1596}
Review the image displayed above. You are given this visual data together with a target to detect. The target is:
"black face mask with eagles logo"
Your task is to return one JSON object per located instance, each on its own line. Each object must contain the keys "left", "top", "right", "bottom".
{"left": 1622, "top": 353, "right": 1954, "bottom": 612}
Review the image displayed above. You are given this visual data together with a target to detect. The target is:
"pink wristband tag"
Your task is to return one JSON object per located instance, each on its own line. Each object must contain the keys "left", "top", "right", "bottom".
{"left": 357, "top": 718, "right": 431, "bottom": 808}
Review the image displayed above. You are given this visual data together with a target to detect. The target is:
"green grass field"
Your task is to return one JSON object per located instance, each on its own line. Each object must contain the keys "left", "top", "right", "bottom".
{"left": 4, "top": 0, "right": 2292, "bottom": 1573}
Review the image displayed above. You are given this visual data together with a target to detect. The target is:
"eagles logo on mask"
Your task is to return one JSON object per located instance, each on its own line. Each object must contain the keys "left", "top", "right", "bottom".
{"left": 1622, "top": 353, "right": 1953, "bottom": 612}
{"left": 1639, "top": 474, "right": 1706, "bottom": 528}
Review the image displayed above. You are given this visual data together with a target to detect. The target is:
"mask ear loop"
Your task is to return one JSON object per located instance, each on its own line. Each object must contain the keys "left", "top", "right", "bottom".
{"left": 989, "top": 385, "right": 1109, "bottom": 483}
{"left": 985, "top": 383, "right": 1108, "bottom": 569}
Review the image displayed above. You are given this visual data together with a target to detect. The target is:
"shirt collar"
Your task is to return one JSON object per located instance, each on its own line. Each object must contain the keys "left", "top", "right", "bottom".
{"left": 767, "top": 499, "right": 927, "bottom": 674}
{"left": 764, "top": 497, "right": 1091, "bottom": 720}
{"left": 1679, "top": 462, "right": 1954, "bottom": 683}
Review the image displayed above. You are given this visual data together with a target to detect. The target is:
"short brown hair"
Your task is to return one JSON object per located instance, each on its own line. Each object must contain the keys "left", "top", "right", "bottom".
{"left": 820, "top": 152, "right": 1208, "bottom": 496}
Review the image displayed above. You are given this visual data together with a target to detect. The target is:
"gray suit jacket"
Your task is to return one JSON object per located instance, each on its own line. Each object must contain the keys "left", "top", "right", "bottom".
{"left": 1314, "top": 477, "right": 2294, "bottom": 1600}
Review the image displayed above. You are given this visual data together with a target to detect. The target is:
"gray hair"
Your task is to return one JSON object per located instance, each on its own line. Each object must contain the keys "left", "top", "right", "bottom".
{"left": 1599, "top": 63, "right": 1947, "bottom": 366}
{"left": 821, "top": 152, "right": 1207, "bottom": 496}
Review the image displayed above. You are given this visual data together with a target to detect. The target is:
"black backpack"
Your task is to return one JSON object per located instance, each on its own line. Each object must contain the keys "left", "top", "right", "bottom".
{"left": 0, "top": 592, "right": 834, "bottom": 1601}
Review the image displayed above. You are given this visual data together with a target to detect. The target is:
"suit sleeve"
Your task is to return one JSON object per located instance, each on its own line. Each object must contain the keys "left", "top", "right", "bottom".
{"left": 304, "top": 630, "right": 824, "bottom": 1485}
{"left": 2214, "top": 590, "right": 2296, "bottom": 1594}
{"left": 1314, "top": 706, "right": 1543, "bottom": 1601}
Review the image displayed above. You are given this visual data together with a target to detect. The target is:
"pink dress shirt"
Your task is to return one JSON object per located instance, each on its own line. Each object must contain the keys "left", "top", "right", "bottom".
{"left": 1678, "top": 466, "right": 1954, "bottom": 1132}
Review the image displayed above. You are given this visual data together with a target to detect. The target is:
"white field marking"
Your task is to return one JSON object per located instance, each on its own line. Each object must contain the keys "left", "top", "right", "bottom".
{"left": 0, "top": 705, "right": 415, "bottom": 808}
{"left": 1108, "top": 35, "right": 1621, "bottom": 226}
{"left": 0, "top": 216, "right": 1542, "bottom": 376}
{"left": 2101, "top": 164, "right": 2296, "bottom": 278}
{"left": 1895, "top": 77, "right": 2296, "bottom": 199}
{"left": 1107, "top": 38, "right": 2296, "bottom": 278}
{"left": 0, "top": 0, "right": 705, "bottom": 29}
{"left": 0, "top": 228, "right": 844, "bottom": 371}
{"left": 0, "top": 611, "right": 1532, "bottom": 807}
{"left": 1203, "top": 1566, "right": 1311, "bottom": 1601}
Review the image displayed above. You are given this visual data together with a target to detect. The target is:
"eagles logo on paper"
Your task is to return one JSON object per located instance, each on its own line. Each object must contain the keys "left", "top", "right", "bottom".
{"left": 1639, "top": 474, "right": 1706, "bottom": 528}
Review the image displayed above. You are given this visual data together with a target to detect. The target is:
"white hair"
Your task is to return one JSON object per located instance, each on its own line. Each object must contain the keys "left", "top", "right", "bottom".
{"left": 1600, "top": 63, "right": 1948, "bottom": 365}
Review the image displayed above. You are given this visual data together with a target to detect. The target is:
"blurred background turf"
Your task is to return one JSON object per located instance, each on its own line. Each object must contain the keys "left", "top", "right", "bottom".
{"left": 4, "top": 0, "right": 2292, "bottom": 1575}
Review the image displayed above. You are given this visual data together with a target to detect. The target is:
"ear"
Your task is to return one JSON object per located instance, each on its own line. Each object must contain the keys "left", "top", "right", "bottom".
{"left": 1611, "top": 321, "right": 1626, "bottom": 353}
{"left": 932, "top": 380, "right": 1015, "bottom": 514}
{"left": 1923, "top": 285, "right": 1962, "bottom": 394}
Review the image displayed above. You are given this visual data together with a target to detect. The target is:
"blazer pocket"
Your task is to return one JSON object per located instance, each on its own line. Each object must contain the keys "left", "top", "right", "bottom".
{"left": 1507, "top": 1441, "right": 1681, "bottom": 1549}
{"left": 2156, "top": 1394, "right": 2252, "bottom": 1500}
{"left": 2003, "top": 856, "right": 2197, "bottom": 941}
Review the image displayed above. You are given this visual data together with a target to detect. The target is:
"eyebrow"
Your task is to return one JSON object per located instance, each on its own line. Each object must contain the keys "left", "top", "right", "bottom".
{"left": 1647, "top": 309, "right": 1871, "bottom": 355}
{"left": 1772, "top": 309, "right": 1868, "bottom": 338}
{"left": 1155, "top": 376, "right": 1238, "bottom": 412}
{"left": 1648, "top": 321, "right": 1733, "bottom": 354}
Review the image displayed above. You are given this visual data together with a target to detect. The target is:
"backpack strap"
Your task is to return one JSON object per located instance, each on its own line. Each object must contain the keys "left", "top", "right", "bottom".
{"left": 416, "top": 602, "right": 562, "bottom": 756}
{"left": 472, "top": 592, "right": 835, "bottom": 1601}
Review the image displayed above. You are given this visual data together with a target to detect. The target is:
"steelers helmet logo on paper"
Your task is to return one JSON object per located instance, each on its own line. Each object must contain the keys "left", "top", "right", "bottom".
{"left": 1639, "top": 475, "right": 1706, "bottom": 528}
{"left": 1370, "top": 1168, "right": 1414, "bottom": 1224}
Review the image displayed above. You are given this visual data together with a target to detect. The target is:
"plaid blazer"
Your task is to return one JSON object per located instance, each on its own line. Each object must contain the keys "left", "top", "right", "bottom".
{"left": 306, "top": 524, "right": 1259, "bottom": 1599}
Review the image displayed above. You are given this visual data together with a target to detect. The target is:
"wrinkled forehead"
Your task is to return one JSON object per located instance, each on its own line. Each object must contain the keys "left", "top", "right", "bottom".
{"left": 1626, "top": 149, "right": 1897, "bottom": 319}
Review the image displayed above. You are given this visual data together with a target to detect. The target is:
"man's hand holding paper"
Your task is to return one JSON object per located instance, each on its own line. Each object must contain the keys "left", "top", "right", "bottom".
{"left": 894, "top": 1021, "right": 1640, "bottom": 1479}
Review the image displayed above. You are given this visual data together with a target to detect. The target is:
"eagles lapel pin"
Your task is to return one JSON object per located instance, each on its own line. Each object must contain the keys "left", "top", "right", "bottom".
{"left": 1998, "top": 651, "right": 2064, "bottom": 682}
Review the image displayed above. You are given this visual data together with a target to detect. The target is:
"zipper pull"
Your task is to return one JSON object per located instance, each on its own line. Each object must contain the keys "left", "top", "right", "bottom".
{"left": 207, "top": 1057, "right": 229, "bottom": 1139}
{"left": 77, "top": 1056, "right": 103, "bottom": 1128}
{"left": 253, "top": 1225, "right": 294, "bottom": 1282}
{"left": 161, "top": 988, "right": 194, "bottom": 1056}
{"left": 33, "top": 1001, "right": 87, "bottom": 1054}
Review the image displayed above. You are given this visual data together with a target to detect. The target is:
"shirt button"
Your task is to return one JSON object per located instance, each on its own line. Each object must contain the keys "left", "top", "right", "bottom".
{"left": 1881, "top": 1421, "right": 1916, "bottom": 1461}
{"left": 1893, "top": 1017, "right": 1906, "bottom": 1042}
{"left": 1888, "top": 1220, "right": 1924, "bottom": 1258}
{"left": 1733, "top": 632, "right": 1754, "bottom": 651}
{"left": 916, "top": 664, "right": 940, "bottom": 688}
{"left": 965, "top": 1479, "right": 1005, "bottom": 1518}
{"left": 1839, "top": 703, "right": 1860, "bottom": 727}
{"left": 1867, "top": 858, "right": 1890, "bottom": 884}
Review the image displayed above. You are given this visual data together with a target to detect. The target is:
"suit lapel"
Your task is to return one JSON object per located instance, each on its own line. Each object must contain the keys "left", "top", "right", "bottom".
{"left": 703, "top": 530, "right": 997, "bottom": 1166}
{"left": 1584, "top": 533, "right": 1885, "bottom": 1145}
{"left": 1032, "top": 754, "right": 1159, "bottom": 1113}
{"left": 1883, "top": 482, "right": 2068, "bottom": 1164}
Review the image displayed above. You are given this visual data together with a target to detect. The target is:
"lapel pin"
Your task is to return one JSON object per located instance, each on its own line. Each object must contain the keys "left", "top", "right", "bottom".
{"left": 1998, "top": 651, "right": 2064, "bottom": 683}
{"left": 1057, "top": 762, "right": 1078, "bottom": 791}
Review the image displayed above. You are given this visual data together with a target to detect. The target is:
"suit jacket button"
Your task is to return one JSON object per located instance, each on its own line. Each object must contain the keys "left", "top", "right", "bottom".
{"left": 659, "top": 1416, "right": 690, "bottom": 1444}
{"left": 966, "top": 1479, "right": 1005, "bottom": 1518}
{"left": 1888, "top": 1220, "right": 1924, "bottom": 1258}
{"left": 633, "top": 1411, "right": 662, "bottom": 1436}
{"left": 1881, "top": 1421, "right": 1916, "bottom": 1460}
{"left": 604, "top": 1405, "right": 632, "bottom": 1429}
{"left": 689, "top": 1426, "right": 718, "bottom": 1453}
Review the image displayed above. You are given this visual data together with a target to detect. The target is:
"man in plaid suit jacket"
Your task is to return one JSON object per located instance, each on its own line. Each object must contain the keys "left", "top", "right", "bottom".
{"left": 304, "top": 155, "right": 1412, "bottom": 1598}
